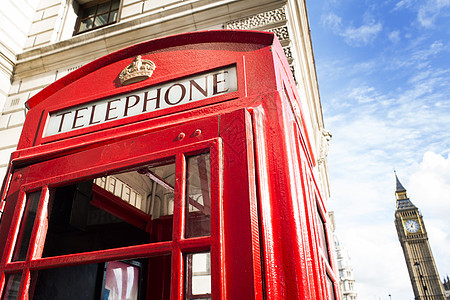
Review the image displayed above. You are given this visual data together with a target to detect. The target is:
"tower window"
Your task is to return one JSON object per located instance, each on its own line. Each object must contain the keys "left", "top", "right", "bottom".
{"left": 75, "top": 0, "right": 120, "bottom": 35}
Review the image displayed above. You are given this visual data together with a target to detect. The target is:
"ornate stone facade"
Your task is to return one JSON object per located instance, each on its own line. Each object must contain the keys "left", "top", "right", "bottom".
{"left": 225, "top": 7, "right": 286, "bottom": 30}
{"left": 318, "top": 129, "right": 332, "bottom": 165}
{"left": 226, "top": 7, "right": 296, "bottom": 82}
{"left": 335, "top": 238, "right": 358, "bottom": 300}
{"left": 267, "top": 26, "right": 290, "bottom": 41}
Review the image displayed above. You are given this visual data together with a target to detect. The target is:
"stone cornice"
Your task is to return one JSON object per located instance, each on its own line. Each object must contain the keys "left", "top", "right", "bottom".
{"left": 0, "top": 42, "right": 17, "bottom": 77}
{"left": 14, "top": 0, "right": 282, "bottom": 79}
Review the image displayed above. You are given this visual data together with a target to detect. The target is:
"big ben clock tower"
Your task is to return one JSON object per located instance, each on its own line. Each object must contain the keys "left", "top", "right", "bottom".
{"left": 394, "top": 174, "right": 446, "bottom": 300}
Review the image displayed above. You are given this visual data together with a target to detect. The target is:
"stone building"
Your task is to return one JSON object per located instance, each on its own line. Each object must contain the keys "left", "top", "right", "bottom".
{"left": 328, "top": 211, "right": 358, "bottom": 300}
{"left": 335, "top": 239, "right": 358, "bottom": 300}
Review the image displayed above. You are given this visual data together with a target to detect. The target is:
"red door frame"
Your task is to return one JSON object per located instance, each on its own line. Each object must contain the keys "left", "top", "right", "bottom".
{"left": 0, "top": 110, "right": 263, "bottom": 299}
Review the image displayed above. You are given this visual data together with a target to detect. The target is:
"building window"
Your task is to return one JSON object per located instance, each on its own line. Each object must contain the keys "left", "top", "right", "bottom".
{"left": 75, "top": 0, "right": 120, "bottom": 35}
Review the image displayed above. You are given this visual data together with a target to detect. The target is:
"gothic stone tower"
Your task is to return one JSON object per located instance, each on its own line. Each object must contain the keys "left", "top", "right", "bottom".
{"left": 394, "top": 174, "right": 446, "bottom": 300}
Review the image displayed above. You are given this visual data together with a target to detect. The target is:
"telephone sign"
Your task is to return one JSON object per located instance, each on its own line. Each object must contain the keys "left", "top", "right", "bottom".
{"left": 45, "top": 66, "right": 237, "bottom": 136}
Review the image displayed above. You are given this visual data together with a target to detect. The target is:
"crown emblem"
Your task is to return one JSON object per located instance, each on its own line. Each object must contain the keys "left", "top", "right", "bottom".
{"left": 119, "top": 55, "right": 156, "bottom": 85}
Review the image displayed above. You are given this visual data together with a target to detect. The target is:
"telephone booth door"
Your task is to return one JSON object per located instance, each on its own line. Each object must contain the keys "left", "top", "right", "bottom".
{"left": 0, "top": 109, "right": 260, "bottom": 299}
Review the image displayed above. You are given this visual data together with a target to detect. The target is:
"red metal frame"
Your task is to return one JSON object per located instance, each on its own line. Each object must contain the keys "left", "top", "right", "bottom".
{"left": 0, "top": 30, "right": 339, "bottom": 299}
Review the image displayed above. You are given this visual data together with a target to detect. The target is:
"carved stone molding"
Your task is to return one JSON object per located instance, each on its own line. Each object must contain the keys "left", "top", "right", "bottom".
{"left": 318, "top": 129, "right": 332, "bottom": 165}
{"left": 283, "top": 46, "right": 292, "bottom": 59}
{"left": 267, "top": 26, "right": 289, "bottom": 41}
{"left": 226, "top": 8, "right": 294, "bottom": 81}
{"left": 225, "top": 7, "right": 286, "bottom": 30}
{"left": 290, "top": 65, "right": 296, "bottom": 82}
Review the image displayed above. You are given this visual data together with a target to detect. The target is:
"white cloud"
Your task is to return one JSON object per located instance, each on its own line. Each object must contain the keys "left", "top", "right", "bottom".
{"left": 348, "top": 85, "right": 382, "bottom": 104}
{"left": 341, "top": 225, "right": 413, "bottom": 298}
{"left": 312, "top": 3, "right": 449, "bottom": 298}
{"left": 321, "top": 12, "right": 342, "bottom": 32}
{"left": 393, "top": 0, "right": 450, "bottom": 28}
{"left": 391, "top": 0, "right": 450, "bottom": 29}
{"left": 418, "top": 0, "right": 450, "bottom": 27}
{"left": 411, "top": 41, "right": 445, "bottom": 62}
{"left": 342, "top": 20, "right": 383, "bottom": 46}
{"left": 320, "top": 12, "right": 382, "bottom": 46}
{"left": 394, "top": 0, "right": 415, "bottom": 10}
{"left": 383, "top": 38, "right": 447, "bottom": 72}
{"left": 409, "top": 152, "right": 450, "bottom": 219}
{"left": 329, "top": 151, "right": 450, "bottom": 299}
{"left": 388, "top": 30, "right": 401, "bottom": 43}
{"left": 324, "top": 75, "right": 449, "bottom": 298}
{"left": 407, "top": 152, "right": 450, "bottom": 284}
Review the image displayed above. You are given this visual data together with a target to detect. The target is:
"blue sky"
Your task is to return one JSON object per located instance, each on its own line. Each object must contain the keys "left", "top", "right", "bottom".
{"left": 305, "top": 0, "right": 450, "bottom": 299}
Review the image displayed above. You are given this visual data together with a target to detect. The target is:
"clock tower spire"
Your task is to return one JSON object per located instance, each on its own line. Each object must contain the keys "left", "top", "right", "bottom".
{"left": 394, "top": 173, "right": 446, "bottom": 299}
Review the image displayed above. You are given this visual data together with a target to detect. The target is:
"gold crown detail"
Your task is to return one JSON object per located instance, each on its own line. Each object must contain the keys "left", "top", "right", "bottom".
{"left": 119, "top": 55, "right": 156, "bottom": 85}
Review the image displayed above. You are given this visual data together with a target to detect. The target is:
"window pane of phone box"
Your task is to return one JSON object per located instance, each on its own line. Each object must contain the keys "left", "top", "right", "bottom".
{"left": 185, "top": 252, "right": 211, "bottom": 299}
{"left": 104, "top": 261, "right": 139, "bottom": 300}
{"left": 12, "top": 191, "right": 41, "bottom": 261}
{"left": 42, "top": 160, "right": 176, "bottom": 257}
{"left": 31, "top": 258, "right": 166, "bottom": 300}
{"left": 2, "top": 273, "right": 21, "bottom": 300}
{"left": 186, "top": 153, "right": 211, "bottom": 238}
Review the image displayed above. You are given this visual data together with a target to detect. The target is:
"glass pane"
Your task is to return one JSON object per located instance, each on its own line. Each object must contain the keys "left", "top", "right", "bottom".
{"left": 185, "top": 153, "right": 211, "bottom": 238}
{"left": 33, "top": 263, "right": 101, "bottom": 299}
{"left": 43, "top": 160, "right": 175, "bottom": 257}
{"left": 109, "top": 10, "right": 118, "bottom": 23}
{"left": 94, "top": 162, "right": 175, "bottom": 218}
{"left": 2, "top": 273, "right": 21, "bottom": 300}
{"left": 104, "top": 261, "right": 140, "bottom": 300}
{"left": 97, "top": 2, "right": 111, "bottom": 14}
{"left": 79, "top": 18, "right": 94, "bottom": 32}
{"left": 32, "top": 259, "right": 148, "bottom": 300}
{"left": 316, "top": 206, "right": 330, "bottom": 263}
{"left": 12, "top": 191, "right": 41, "bottom": 261}
{"left": 111, "top": 0, "right": 120, "bottom": 10}
{"left": 185, "top": 252, "right": 211, "bottom": 299}
{"left": 82, "top": 6, "right": 97, "bottom": 18}
{"left": 94, "top": 13, "right": 108, "bottom": 27}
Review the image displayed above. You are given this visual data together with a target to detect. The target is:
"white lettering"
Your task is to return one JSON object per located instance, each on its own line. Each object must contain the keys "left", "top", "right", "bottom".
{"left": 44, "top": 66, "right": 237, "bottom": 137}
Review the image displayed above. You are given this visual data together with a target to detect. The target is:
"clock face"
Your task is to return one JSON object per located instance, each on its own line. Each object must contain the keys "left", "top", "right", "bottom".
{"left": 404, "top": 220, "right": 420, "bottom": 233}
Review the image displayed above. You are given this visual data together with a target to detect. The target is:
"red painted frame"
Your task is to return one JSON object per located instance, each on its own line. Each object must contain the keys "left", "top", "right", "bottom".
{"left": 1, "top": 136, "right": 226, "bottom": 299}
{"left": 0, "top": 30, "right": 339, "bottom": 299}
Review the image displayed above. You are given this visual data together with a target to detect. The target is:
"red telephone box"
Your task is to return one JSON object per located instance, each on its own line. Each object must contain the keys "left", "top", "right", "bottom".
{"left": 0, "top": 30, "right": 339, "bottom": 299}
